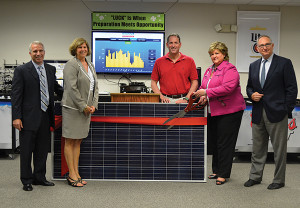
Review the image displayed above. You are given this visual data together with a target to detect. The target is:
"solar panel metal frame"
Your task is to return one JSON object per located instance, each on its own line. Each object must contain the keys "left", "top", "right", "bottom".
{"left": 52, "top": 102, "right": 206, "bottom": 182}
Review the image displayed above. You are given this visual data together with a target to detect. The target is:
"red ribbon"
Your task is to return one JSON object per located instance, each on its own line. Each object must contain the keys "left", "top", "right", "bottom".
{"left": 55, "top": 115, "right": 207, "bottom": 176}
{"left": 91, "top": 116, "right": 207, "bottom": 126}
{"left": 55, "top": 115, "right": 207, "bottom": 128}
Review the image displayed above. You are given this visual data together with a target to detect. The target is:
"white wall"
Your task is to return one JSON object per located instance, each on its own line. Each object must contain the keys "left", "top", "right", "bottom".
{"left": 1, "top": 0, "right": 300, "bottom": 96}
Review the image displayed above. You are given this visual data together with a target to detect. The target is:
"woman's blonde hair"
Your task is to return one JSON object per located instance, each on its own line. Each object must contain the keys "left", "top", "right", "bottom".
{"left": 208, "top": 41, "right": 229, "bottom": 61}
{"left": 69, "top": 38, "right": 91, "bottom": 57}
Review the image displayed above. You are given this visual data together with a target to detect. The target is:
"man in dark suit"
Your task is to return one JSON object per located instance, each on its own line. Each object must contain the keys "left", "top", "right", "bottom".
{"left": 11, "top": 41, "right": 63, "bottom": 191}
{"left": 244, "top": 35, "right": 298, "bottom": 190}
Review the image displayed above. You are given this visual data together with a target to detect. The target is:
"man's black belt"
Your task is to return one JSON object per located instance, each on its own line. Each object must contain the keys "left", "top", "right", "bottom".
{"left": 162, "top": 93, "right": 187, "bottom": 99}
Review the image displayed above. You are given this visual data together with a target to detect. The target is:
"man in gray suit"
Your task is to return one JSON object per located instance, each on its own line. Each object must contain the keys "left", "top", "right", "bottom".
{"left": 244, "top": 35, "right": 297, "bottom": 190}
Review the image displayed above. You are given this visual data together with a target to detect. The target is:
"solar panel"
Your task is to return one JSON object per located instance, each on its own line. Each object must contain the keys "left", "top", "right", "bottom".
{"left": 52, "top": 102, "right": 206, "bottom": 182}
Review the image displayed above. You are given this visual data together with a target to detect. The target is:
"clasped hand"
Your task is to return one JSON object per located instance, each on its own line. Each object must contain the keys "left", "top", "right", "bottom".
{"left": 159, "top": 95, "right": 188, "bottom": 104}
{"left": 84, "top": 106, "right": 96, "bottom": 116}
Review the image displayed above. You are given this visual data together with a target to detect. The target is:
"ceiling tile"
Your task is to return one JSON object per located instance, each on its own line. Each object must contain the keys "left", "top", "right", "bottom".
{"left": 178, "top": 0, "right": 214, "bottom": 3}
{"left": 214, "top": 0, "right": 252, "bottom": 4}
{"left": 250, "top": 0, "right": 291, "bottom": 5}
{"left": 285, "top": 2, "right": 300, "bottom": 6}
{"left": 142, "top": 0, "right": 176, "bottom": 2}
{"left": 50, "top": 0, "right": 300, "bottom": 6}
{"left": 106, "top": 0, "right": 141, "bottom": 2}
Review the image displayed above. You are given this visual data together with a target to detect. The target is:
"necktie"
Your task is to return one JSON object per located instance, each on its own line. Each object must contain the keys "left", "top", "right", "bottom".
{"left": 260, "top": 60, "right": 267, "bottom": 88}
{"left": 38, "top": 66, "right": 49, "bottom": 112}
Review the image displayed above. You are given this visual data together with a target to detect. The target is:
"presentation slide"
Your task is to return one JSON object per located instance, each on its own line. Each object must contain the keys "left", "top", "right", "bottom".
{"left": 92, "top": 32, "right": 164, "bottom": 74}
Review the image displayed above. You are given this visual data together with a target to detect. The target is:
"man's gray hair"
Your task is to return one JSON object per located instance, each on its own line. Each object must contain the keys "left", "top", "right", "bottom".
{"left": 257, "top": 35, "right": 272, "bottom": 44}
{"left": 29, "top": 41, "right": 45, "bottom": 52}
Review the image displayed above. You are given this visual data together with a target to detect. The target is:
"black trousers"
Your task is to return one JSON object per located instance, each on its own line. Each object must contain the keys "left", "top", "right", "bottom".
{"left": 207, "top": 110, "right": 243, "bottom": 178}
{"left": 20, "top": 111, "right": 51, "bottom": 185}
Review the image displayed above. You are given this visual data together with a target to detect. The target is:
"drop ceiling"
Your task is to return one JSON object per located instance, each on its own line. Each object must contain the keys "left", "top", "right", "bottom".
{"left": 74, "top": 0, "right": 300, "bottom": 6}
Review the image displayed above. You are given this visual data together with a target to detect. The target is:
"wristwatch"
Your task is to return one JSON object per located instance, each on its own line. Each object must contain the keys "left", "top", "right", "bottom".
{"left": 183, "top": 97, "right": 189, "bottom": 101}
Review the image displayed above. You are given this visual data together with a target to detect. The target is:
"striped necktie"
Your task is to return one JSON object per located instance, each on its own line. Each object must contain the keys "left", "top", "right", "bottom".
{"left": 38, "top": 66, "right": 49, "bottom": 112}
{"left": 260, "top": 59, "right": 267, "bottom": 88}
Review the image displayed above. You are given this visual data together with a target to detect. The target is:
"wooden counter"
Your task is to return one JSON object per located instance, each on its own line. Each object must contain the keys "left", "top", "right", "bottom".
{"left": 110, "top": 93, "right": 160, "bottom": 103}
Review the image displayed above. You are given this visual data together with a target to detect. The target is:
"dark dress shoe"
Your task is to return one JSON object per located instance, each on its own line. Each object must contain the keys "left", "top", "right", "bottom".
{"left": 244, "top": 179, "right": 261, "bottom": 187}
{"left": 33, "top": 180, "right": 55, "bottom": 186}
{"left": 267, "top": 183, "right": 285, "bottom": 190}
{"left": 23, "top": 184, "right": 33, "bottom": 191}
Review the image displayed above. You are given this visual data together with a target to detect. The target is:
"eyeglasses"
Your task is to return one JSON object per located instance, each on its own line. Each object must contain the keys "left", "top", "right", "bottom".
{"left": 258, "top": 43, "right": 272, "bottom": 49}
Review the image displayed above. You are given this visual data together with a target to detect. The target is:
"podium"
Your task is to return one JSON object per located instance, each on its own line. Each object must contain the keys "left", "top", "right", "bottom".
{"left": 110, "top": 93, "right": 160, "bottom": 103}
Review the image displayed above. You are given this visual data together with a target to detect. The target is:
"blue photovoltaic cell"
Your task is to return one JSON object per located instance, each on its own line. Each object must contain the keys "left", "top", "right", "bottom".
{"left": 53, "top": 102, "right": 206, "bottom": 182}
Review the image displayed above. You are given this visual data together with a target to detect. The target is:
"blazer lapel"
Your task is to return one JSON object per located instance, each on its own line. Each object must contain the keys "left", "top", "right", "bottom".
{"left": 77, "top": 58, "right": 89, "bottom": 77}
{"left": 44, "top": 64, "right": 53, "bottom": 88}
{"left": 254, "top": 59, "right": 262, "bottom": 89}
{"left": 88, "top": 60, "right": 97, "bottom": 81}
{"left": 28, "top": 62, "right": 40, "bottom": 81}
{"left": 264, "top": 54, "right": 278, "bottom": 87}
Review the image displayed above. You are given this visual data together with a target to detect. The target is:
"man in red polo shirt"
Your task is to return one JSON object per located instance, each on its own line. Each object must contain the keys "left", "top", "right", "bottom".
{"left": 151, "top": 33, "right": 198, "bottom": 103}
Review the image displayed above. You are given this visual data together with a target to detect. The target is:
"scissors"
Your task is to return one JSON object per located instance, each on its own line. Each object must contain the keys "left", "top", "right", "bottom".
{"left": 163, "top": 96, "right": 206, "bottom": 130}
